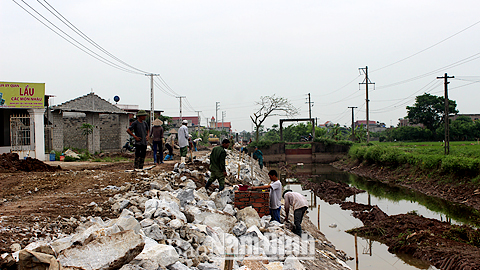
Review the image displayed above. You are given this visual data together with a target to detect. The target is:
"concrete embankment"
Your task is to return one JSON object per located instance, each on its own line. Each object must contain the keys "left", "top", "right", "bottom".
{"left": 252, "top": 142, "right": 350, "bottom": 165}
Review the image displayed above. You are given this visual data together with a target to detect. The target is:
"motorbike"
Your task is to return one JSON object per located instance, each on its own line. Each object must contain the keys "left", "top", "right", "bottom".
{"left": 121, "top": 137, "right": 136, "bottom": 153}
{"left": 300, "top": 134, "right": 313, "bottom": 142}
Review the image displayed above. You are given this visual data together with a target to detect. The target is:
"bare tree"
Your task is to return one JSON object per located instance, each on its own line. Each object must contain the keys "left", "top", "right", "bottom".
{"left": 250, "top": 95, "right": 299, "bottom": 142}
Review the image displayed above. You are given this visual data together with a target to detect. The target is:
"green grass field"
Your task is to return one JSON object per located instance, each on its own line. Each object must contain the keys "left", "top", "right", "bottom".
{"left": 370, "top": 141, "right": 480, "bottom": 158}
{"left": 349, "top": 141, "right": 480, "bottom": 183}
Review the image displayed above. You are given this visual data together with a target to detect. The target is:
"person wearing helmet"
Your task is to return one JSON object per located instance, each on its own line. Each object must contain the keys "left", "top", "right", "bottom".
{"left": 126, "top": 110, "right": 149, "bottom": 169}
{"left": 283, "top": 189, "right": 308, "bottom": 236}
{"left": 178, "top": 120, "right": 189, "bottom": 158}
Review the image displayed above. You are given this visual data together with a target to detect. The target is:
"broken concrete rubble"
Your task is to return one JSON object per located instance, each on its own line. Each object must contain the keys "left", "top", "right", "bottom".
{"left": 1, "top": 149, "right": 350, "bottom": 270}
{"left": 58, "top": 230, "right": 145, "bottom": 270}
{"left": 132, "top": 243, "right": 179, "bottom": 268}
{"left": 237, "top": 206, "right": 261, "bottom": 229}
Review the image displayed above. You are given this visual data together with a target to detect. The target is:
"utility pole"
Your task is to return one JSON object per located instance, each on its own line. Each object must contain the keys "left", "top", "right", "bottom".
{"left": 348, "top": 106, "right": 358, "bottom": 140}
{"left": 359, "top": 66, "right": 375, "bottom": 143}
{"left": 222, "top": 111, "right": 226, "bottom": 130}
{"left": 306, "top": 93, "right": 314, "bottom": 120}
{"left": 195, "top": 111, "right": 201, "bottom": 126}
{"left": 146, "top": 74, "right": 159, "bottom": 130}
{"left": 215, "top": 102, "right": 220, "bottom": 130}
{"left": 176, "top": 96, "right": 186, "bottom": 123}
{"left": 437, "top": 73, "right": 454, "bottom": 155}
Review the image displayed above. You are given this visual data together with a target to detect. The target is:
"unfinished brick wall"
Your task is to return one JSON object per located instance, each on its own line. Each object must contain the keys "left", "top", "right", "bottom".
{"left": 234, "top": 191, "right": 270, "bottom": 217}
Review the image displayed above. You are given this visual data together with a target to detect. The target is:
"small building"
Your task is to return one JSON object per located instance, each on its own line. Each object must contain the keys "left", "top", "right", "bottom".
{"left": 355, "top": 120, "right": 387, "bottom": 133}
{"left": 0, "top": 81, "right": 46, "bottom": 160}
{"left": 171, "top": 116, "right": 200, "bottom": 127}
{"left": 50, "top": 93, "right": 129, "bottom": 153}
{"left": 209, "top": 117, "right": 232, "bottom": 132}
{"left": 115, "top": 104, "right": 163, "bottom": 121}
{"left": 354, "top": 120, "right": 377, "bottom": 128}
{"left": 398, "top": 118, "right": 424, "bottom": 128}
{"left": 451, "top": 114, "right": 480, "bottom": 121}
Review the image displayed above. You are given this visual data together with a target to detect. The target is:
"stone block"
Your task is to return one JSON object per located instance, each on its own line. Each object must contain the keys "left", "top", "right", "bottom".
{"left": 58, "top": 230, "right": 145, "bottom": 270}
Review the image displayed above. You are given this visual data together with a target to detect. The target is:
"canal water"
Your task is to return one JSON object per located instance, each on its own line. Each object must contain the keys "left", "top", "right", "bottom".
{"left": 278, "top": 164, "right": 480, "bottom": 270}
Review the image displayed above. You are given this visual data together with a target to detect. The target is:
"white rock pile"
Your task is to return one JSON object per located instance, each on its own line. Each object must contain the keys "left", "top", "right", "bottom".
{"left": 2, "top": 150, "right": 350, "bottom": 270}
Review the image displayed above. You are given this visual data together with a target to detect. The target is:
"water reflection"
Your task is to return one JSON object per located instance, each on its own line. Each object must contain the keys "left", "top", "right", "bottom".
{"left": 285, "top": 183, "right": 435, "bottom": 270}
{"left": 271, "top": 163, "right": 479, "bottom": 270}
{"left": 313, "top": 164, "right": 480, "bottom": 227}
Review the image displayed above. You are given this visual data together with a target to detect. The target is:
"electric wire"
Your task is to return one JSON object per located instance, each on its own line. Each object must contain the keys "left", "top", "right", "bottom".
{"left": 12, "top": 0, "right": 145, "bottom": 75}
{"left": 369, "top": 79, "right": 440, "bottom": 113}
{"left": 372, "top": 19, "right": 480, "bottom": 73}
{"left": 153, "top": 80, "right": 176, "bottom": 98}
{"left": 37, "top": 0, "right": 150, "bottom": 74}
{"left": 312, "top": 75, "right": 362, "bottom": 98}
{"left": 450, "top": 79, "right": 480, "bottom": 90}
{"left": 376, "top": 51, "right": 480, "bottom": 90}
{"left": 156, "top": 76, "right": 181, "bottom": 96}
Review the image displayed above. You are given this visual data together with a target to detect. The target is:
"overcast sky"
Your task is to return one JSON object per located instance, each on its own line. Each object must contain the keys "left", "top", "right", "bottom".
{"left": 2, "top": 0, "right": 480, "bottom": 132}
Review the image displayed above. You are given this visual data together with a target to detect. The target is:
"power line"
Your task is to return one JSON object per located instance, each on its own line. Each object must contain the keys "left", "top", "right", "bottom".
{"left": 37, "top": 0, "right": 149, "bottom": 74}
{"left": 376, "top": 51, "right": 480, "bottom": 90}
{"left": 153, "top": 80, "right": 176, "bottom": 97}
{"left": 155, "top": 76, "right": 180, "bottom": 96}
{"left": 369, "top": 79, "right": 440, "bottom": 113}
{"left": 373, "top": 19, "right": 480, "bottom": 72}
{"left": 12, "top": 0, "right": 145, "bottom": 75}
{"left": 311, "top": 75, "right": 362, "bottom": 98}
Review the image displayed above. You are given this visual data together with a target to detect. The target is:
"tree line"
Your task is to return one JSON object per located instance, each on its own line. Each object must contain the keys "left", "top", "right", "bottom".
{"left": 375, "top": 93, "right": 480, "bottom": 142}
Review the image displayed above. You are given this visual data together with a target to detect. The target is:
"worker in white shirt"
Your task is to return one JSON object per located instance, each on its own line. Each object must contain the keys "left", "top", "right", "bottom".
{"left": 178, "top": 120, "right": 189, "bottom": 157}
{"left": 283, "top": 189, "right": 309, "bottom": 236}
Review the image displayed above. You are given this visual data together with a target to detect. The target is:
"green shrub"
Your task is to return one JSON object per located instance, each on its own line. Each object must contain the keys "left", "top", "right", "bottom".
{"left": 349, "top": 145, "right": 367, "bottom": 161}
{"left": 64, "top": 156, "right": 78, "bottom": 162}
{"left": 363, "top": 145, "right": 387, "bottom": 164}
{"left": 348, "top": 142, "right": 480, "bottom": 180}
{"left": 249, "top": 140, "right": 283, "bottom": 148}
{"left": 418, "top": 154, "right": 443, "bottom": 170}
{"left": 314, "top": 137, "right": 353, "bottom": 146}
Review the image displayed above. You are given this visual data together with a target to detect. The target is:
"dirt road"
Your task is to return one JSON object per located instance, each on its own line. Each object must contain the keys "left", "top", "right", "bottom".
{"left": 0, "top": 159, "right": 178, "bottom": 254}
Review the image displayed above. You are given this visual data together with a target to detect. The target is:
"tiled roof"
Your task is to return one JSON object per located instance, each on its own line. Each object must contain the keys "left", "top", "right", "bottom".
{"left": 52, "top": 93, "right": 127, "bottom": 114}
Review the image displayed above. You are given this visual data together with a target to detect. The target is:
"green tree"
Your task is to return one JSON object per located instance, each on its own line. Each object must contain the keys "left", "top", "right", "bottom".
{"left": 81, "top": 123, "right": 94, "bottom": 153}
{"left": 438, "top": 116, "right": 479, "bottom": 141}
{"left": 250, "top": 95, "right": 299, "bottom": 142}
{"left": 406, "top": 93, "right": 458, "bottom": 132}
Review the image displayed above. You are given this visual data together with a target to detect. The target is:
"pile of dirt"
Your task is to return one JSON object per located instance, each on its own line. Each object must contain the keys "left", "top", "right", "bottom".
{"left": 0, "top": 153, "right": 60, "bottom": 173}
{"left": 340, "top": 201, "right": 374, "bottom": 212}
{"left": 300, "top": 178, "right": 365, "bottom": 204}
{"left": 347, "top": 206, "right": 480, "bottom": 269}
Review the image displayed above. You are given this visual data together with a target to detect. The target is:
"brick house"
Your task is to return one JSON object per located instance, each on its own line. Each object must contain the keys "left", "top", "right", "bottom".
{"left": 50, "top": 93, "right": 129, "bottom": 153}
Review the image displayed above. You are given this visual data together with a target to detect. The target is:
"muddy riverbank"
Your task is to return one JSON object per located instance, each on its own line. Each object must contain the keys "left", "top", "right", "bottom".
{"left": 298, "top": 161, "right": 480, "bottom": 269}
{"left": 333, "top": 159, "right": 480, "bottom": 211}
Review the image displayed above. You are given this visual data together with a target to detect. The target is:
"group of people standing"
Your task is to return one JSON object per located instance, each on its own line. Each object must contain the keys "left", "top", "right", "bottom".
{"left": 126, "top": 112, "right": 192, "bottom": 169}
{"left": 126, "top": 110, "right": 309, "bottom": 236}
